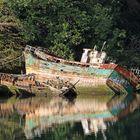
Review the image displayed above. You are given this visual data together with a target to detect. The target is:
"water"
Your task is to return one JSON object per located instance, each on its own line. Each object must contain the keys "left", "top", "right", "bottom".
{"left": 0, "top": 93, "right": 140, "bottom": 140}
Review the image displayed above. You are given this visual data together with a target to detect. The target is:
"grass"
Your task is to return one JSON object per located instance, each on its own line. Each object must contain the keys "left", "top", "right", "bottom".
{"left": 0, "top": 83, "right": 114, "bottom": 98}
{"left": 8, "top": 85, "right": 21, "bottom": 95}
{"left": 76, "top": 85, "right": 114, "bottom": 95}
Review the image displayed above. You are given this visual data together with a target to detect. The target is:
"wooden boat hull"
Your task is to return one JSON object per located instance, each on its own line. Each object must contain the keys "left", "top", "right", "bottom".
{"left": 0, "top": 73, "right": 49, "bottom": 96}
{"left": 24, "top": 48, "right": 139, "bottom": 94}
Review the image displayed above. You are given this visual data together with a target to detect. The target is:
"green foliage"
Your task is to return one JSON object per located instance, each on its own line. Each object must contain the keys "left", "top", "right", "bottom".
{"left": 0, "top": 1, "right": 24, "bottom": 72}
{"left": 0, "top": 0, "right": 140, "bottom": 70}
{"left": 0, "top": 117, "right": 25, "bottom": 140}
{"left": 8, "top": 85, "right": 21, "bottom": 95}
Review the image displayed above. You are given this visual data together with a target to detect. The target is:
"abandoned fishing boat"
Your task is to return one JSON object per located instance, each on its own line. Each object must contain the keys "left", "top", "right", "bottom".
{"left": 42, "top": 77, "right": 78, "bottom": 97}
{"left": 24, "top": 45, "right": 139, "bottom": 94}
{"left": 0, "top": 73, "right": 76, "bottom": 97}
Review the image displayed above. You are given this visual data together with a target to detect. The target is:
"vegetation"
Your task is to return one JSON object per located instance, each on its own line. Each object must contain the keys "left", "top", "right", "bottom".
{"left": 0, "top": 1, "right": 23, "bottom": 73}
{"left": 77, "top": 85, "right": 113, "bottom": 96}
{"left": 0, "top": 0, "right": 140, "bottom": 72}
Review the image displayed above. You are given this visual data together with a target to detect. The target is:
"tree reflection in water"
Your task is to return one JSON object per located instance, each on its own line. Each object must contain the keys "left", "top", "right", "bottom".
{"left": 0, "top": 93, "right": 140, "bottom": 140}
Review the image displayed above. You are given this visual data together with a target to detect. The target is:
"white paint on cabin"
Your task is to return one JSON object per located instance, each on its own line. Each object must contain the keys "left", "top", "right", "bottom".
{"left": 89, "top": 50, "right": 98, "bottom": 63}
{"left": 98, "top": 52, "right": 107, "bottom": 64}
{"left": 80, "top": 48, "right": 91, "bottom": 63}
{"left": 81, "top": 48, "right": 107, "bottom": 64}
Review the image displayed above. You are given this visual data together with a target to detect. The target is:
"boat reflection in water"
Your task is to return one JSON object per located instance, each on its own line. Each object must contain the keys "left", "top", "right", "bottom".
{"left": 0, "top": 93, "right": 140, "bottom": 139}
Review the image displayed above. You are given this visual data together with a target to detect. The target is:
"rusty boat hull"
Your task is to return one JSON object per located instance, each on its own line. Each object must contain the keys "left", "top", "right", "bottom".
{"left": 24, "top": 46, "right": 139, "bottom": 94}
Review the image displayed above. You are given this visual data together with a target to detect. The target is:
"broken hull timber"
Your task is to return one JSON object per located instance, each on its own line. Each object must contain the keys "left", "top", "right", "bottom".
{"left": 24, "top": 48, "right": 139, "bottom": 94}
{"left": 0, "top": 73, "right": 49, "bottom": 96}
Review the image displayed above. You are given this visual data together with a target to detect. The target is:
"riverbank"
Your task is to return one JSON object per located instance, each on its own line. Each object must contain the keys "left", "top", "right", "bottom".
{"left": 0, "top": 84, "right": 114, "bottom": 98}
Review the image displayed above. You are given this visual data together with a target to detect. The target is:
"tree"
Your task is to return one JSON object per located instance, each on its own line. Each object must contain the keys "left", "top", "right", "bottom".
{"left": 0, "top": 1, "right": 24, "bottom": 73}
{"left": 2, "top": 0, "right": 140, "bottom": 69}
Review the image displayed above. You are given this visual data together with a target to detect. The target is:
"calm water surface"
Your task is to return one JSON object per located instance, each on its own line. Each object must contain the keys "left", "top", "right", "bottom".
{"left": 0, "top": 93, "right": 140, "bottom": 140}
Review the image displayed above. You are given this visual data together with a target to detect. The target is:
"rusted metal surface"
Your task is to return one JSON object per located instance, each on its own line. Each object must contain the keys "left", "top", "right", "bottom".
{"left": 115, "top": 65, "right": 139, "bottom": 86}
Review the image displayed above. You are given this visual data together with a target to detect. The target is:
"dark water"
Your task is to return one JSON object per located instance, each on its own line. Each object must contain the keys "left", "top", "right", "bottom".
{"left": 0, "top": 93, "right": 140, "bottom": 140}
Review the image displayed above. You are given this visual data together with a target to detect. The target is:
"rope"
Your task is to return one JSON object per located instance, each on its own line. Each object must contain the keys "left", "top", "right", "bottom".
{"left": 130, "top": 68, "right": 140, "bottom": 82}
{"left": 0, "top": 46, "right": 23, "bottom": 59}
{"left": 0, "top": 22, "right": 17, "bottom": 27}
{"left": 0, "top": 48, "right": 12, "bottom": 54}
{"left": 0, "top": 55, "right": 15, "bottom": 62}
{"left": 0, "top": 54, "right": 23, "bottom": 68}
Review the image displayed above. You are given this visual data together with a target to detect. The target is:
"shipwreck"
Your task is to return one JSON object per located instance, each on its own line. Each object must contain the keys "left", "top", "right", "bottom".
{"left": 24, "top": 45, "right": 139, "bottom": 94}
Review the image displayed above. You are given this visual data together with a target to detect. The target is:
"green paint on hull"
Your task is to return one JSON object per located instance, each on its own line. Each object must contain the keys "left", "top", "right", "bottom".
{"left": 108, "top": 70, "right": 135, "bottom": 94}
{"left": 26, "top": 53, "right": 113, "bottom": 77}
{"left": 24, "top": 53, "right": 136, "bottom": 95}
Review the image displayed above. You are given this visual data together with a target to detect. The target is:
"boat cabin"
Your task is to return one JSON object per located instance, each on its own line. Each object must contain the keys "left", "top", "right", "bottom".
{"left": 80, "top": 48, "right": 107, "bottom": 64}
